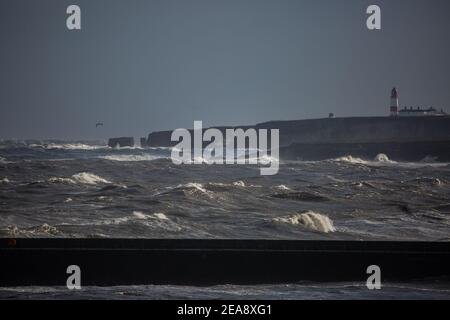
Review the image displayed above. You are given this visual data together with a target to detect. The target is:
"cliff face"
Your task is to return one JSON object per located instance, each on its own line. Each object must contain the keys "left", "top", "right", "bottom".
{"left": 142, "top": 116, "right": 450, "bottom": 161}
{"left": 145, "top": 116, "right": 450, "bottom": 147}
{"left": 256, "top": 116, "right": 450, "bottom": 146}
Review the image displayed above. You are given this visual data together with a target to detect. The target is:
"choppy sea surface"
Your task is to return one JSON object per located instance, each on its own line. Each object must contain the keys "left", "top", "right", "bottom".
{"left": 2, "top": 281, "right": 450, "bottom": 300}
{"left": 1, "top": 140, "right": 450, "bottom": 299}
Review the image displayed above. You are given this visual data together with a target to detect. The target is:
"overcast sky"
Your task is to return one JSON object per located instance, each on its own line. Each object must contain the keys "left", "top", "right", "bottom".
{"left": 1, "top": 0, "right": 449, "bottom": 140}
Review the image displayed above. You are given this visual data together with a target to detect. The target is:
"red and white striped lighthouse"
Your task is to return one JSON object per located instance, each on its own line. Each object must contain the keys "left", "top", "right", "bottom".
{"left": 390, "top": 87, "right": 399, "bottom": 116}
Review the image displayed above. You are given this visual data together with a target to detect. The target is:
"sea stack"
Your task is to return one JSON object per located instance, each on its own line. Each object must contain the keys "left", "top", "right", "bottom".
{"left": 108, "top": 137, "right": 134, "bottom": 148}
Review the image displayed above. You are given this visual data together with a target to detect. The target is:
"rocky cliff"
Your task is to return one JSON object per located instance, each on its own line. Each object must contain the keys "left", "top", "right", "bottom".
{"left": 142, "top": 116, "right": 450, "bottom": 161}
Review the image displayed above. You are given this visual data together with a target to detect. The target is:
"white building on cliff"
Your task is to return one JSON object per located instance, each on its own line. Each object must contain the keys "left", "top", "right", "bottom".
{"left": 389, "top": 87, "right": 447, "bottom": 117}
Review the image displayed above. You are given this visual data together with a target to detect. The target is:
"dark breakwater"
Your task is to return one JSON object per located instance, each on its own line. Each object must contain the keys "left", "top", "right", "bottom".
{"left": 1, "top": 238, "right": 450, "bottom": 286}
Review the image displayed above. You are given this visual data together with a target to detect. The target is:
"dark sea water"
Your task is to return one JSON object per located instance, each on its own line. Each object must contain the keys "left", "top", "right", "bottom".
{"left": 1, "top": 140, "right": 450, "bottom": 299}
{"left": 2, "top": 281, "right": 450, "bottom": 300}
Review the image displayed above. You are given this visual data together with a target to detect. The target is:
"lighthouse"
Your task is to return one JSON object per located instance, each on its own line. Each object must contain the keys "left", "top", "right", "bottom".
{"left": 390, "top": 87, "right": 399, "bottom": 116}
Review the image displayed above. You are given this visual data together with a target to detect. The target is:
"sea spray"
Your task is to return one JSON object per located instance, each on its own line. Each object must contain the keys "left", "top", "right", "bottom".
{"left": 71, "top": 172, "right": 111, "bottom": 185}
{"left": 334, "top": 155, "right": 367, "bottom": 164}
{"left": 233, "top": 181, "right": 246, "bottom": 187}
{"left": 273, "top": 211, "right": 336, "bottom": 233}
{"left": 30, "top": 143, "right": 105, "bottom": 150}
{"left": 374, "top": 153, "right": 391, "bottom": 162}
{"left": 48, "top": 172, "right": 111, "bottom": 185}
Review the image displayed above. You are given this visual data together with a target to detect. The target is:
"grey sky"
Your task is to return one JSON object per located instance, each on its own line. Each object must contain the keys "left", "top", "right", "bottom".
{"left": 1, "top": 0, "right": 449, "bottom": 140}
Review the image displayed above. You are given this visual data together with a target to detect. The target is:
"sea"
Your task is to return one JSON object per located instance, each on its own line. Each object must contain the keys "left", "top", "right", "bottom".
{"left": 1, "top": 140, "right": 450, "bottom": 299}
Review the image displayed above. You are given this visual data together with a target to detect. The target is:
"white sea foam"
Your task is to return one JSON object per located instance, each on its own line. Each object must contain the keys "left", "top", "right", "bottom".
{"left": 206, "top": 181, "right": 261, "bottom": 190}
{"left": 100, "top": 154, "right": 164, "bottom": 162}
{"left": 176, "top": 182, "right": 208, "bottom": 193}
{"left": 1, "top": 177, "right": 10, "bottom": 183}
{"left": 334, "top": 154, "right": 394, "bottom": 165}
{"left": 233, "top": 181, "right": 246, "bottom": 187}
{"left": 47, "top": 172, "right": 111, "bottom": 185}
{"left": 71, "top": 172, "right": 111, "bottom": 185}
{"left": 1, "top": 224, "right": 60, "bottom": 237}
{"left": 167, "top": 182, "right": 218, "bottom": 199}
{"left": 96, "top": 211, "right": 178, "bottom": 231}
{"left": 132, "top": 211, "right": 169, "bottom": 221}
{"left": 111, "top": 145, "right": 143, "bottom": 150}
{"left": 273, "top": 211, "right": 336, "bottom": 233}
{"left": 0, "top": 157, "right": 12, "bottom": 164}
{"left": 34, "top": 223, "right": 60, "bottom": 235}
{"left": 332, "top": 154, "right": 449, "bottom": 168}
{"left": 275, "top": 185, "right": 291, "bottom": 191}
{"left": 374, "top": 153, "right": 393, "bottom": 163}
{"left": 48, "top": 177, "right": 76, "bottom": 184}
{"left": 30, "top": 143, "right": 106, "bottom": 150}
{"left": 333, "top": 155, "right": 368, "bottom": 164}
{"left": 181, "top": 150, "right": 278, "bottom": 165}
{"left": 208, "top": 182, "right": 228, "bottom": 187}
{"left": 152, "top": 212, "right": 170, "bottom": 220}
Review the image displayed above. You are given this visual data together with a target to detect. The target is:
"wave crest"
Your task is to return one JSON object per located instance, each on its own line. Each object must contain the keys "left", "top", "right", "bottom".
{"left": 272, "top": 211, "right": 336, "bottom": 233}
{"left": 175, "top": 182, "right": 209, "bottom": 194}
{"left": 0, "top": 157, "right": 11, "bottom": 164}
{"left": 72, "top": 172, "right": 111, "bottom": 185}
{"left": 100, "top": 154, "right": 164, "bottom": 162}
{"left": 274, "top": 185, "right": 291, "bottom": 191}
{"left": 47, "top": 172, "right": 111, "bottom": 185}
{"left": 97, "top": 211, "right": 181, "bottom": 231}
{"left": 333, "top": 155, "right": 367, "bottom": 164}
{"left": 0, "top": 224, "right": 60, "bottom": 237}
{"left": 30, "top": 143, "right": 105, "bottom": 150}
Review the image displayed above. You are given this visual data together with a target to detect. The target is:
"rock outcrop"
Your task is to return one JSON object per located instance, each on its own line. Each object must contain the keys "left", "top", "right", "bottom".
{"left": 108, "top": 137, "right": 134, "bottom": 148}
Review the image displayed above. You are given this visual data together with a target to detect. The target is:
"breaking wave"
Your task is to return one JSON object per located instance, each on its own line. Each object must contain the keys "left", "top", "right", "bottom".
{"left": 0, "top": 224, "right": 60, "bottom": 237}
{"left": 245, "top": 154, "right": 279, "bottom": 165}
{"left": 30, "top": 143, "right": 106, "bottom": 150}
{"left": 181, "top": 153, "right": 279, "bottom": 165}
{"left": 93, "top": 211, "right": 182, "bottom": 232}
{"left": 48, "top": 172, "right": 111, "bottom": 185}
{"left": 99, "top": 154, "right": 166, "bottom": 162}
{"left": 175, "top": 182, "right": 210, "bottom": 194}
{"left": 0, "top": 157, "right": 11, "bottom": 164}
{"left": 72, "top": 172, "right": 111, "bottom": 185}
{"left": 117, "top": 145, "right": 146, "bottom": 150}
{"left": 373, "top": 153, "right": 393, "bottom": 163}
{"left": 233, "top": 181, "right": 246, "bottom": 187}
{"left": 172, "top": 181, "right": 255, "bottom": 194}
{"left": 272, "top": 211, "right": 336, "bottom": 233}
{"left": 333, "top": 153, "right": 394, "bottom": 165}
{"left": 274, "top": 185, "right": 291, "bottom": 191}
{"left": 333, "top": 155, "right": 368, "bottom": 164}
{"left": 331, "top": 153, "right": 450, "bottom": 168}
{"left": 132, "top": 211, "right": 169, "bottom": 221}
